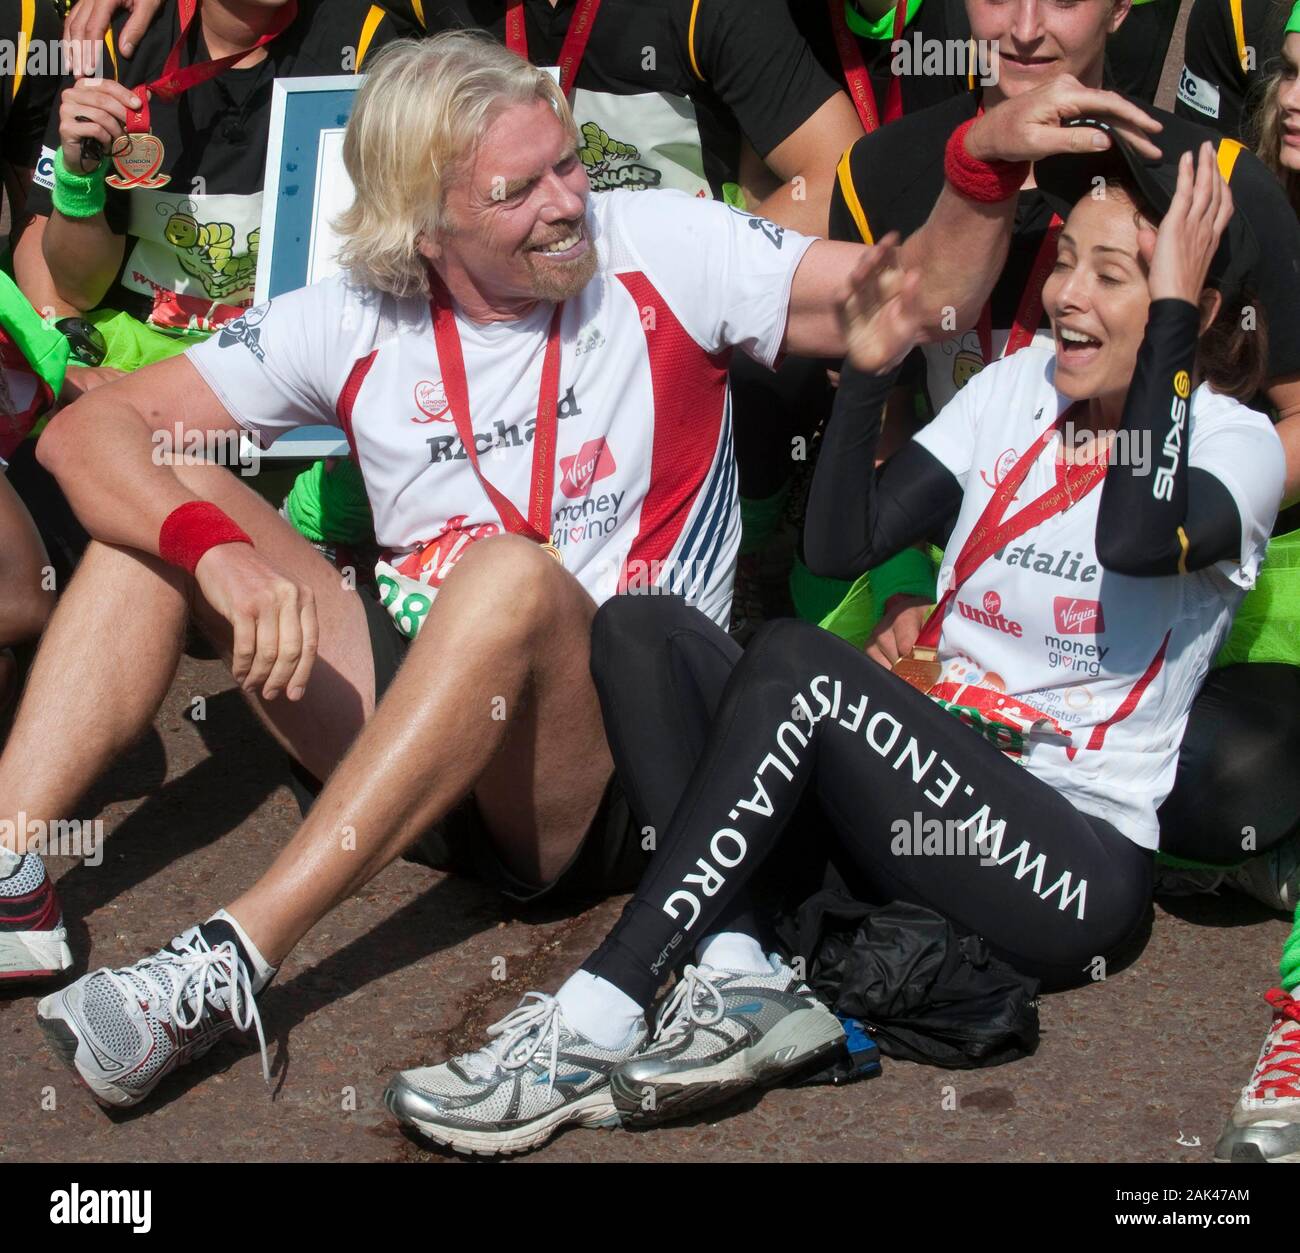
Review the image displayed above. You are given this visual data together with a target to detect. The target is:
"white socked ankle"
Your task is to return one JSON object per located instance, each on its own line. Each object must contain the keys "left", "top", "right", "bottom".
{"left": 696, "top": 931, "right": 769, "bottom": 974}
{"left": 555, "top": 969, "right": 644, "bottom": 1049}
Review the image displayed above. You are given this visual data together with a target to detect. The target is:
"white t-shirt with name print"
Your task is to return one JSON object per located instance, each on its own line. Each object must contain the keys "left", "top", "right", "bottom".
{"left": 187, "top": 189, "right": 812, "bottom": 637}
{"left": 913, "top": 345, "right": 1284, "bottom": 848}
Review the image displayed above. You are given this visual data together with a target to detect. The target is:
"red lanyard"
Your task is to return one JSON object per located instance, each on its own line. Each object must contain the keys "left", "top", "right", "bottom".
{"left": 828, "top": 0, "right": 907, "bottom": 133}
{"left": 915, "top": 404, "right": 1109, "bottom": 651}
{"left": 124, "top": 0, "right": 297, "bottom": 133}
{"left": 975, "top": 213, "right": 1063, "bottom": 366}
{"left": 429, "top": 280, "right": 565, "bottom": 548}
{"left": 505, "top": 0, "right": 603, "bottom": 97}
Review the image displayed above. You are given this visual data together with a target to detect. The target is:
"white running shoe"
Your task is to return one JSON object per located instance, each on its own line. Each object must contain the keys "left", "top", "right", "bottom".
{"left": 384, "top": 991, "right": 647, "bottom": 1157}
{"left": 1215, "top": 988, "right": 1300, "bottom": 1162}
{"left": 611, "top": 954, "right": 845, "bottom": 1126}
{"left": 0, "top": 847, "right": 72, "bottom": 982}
{"left": 36, "top": 924, "right": 268, "bottom": 1108}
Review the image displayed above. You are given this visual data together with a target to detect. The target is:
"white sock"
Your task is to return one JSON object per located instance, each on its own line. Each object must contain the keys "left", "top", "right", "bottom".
{"left": 696, "top": 931, "right": 769, "bottom": 974}
{"left": 555, "top": 970, "right": 643, "bottom": 1050}
{"left": 206, "top": 909, "right": 277, "bottom": 994}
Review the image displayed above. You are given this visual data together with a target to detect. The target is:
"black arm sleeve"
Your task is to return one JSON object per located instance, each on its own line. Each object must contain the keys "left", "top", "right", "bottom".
{"left": 804, "top": 364, "right": 965, "bottom": 580}
{"left": 1095, "top": 298, "right": 1244, "bottom": 577}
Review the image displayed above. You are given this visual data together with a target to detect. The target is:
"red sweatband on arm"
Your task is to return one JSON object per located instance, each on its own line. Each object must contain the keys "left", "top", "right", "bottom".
{"left": 158, "top": 501, "right": 253, "bottom": 574}
{"left": 943, "top": 118, "right": 1029, "bottom": 203}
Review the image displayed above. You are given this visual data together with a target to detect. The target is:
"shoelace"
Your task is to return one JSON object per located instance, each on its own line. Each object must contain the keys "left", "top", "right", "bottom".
{"left": 465, "top": 992, "right": 566, "bottom": 1091}
{"left": 653, "top": 964, "right": 727, "bottom": 1044}
{"left": 1244, "top": 988, "right": 1300, "bottom": 1103}
{"left": 105, "top": 933, "right": 270, "bottom": 1083}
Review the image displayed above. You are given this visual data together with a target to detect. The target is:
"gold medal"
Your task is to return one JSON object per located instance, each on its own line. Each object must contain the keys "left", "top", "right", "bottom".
{"left": 541, "top": 538, "right": 564, "bottom": 565}
{"left": 105, "top": 133, "right": 171, "bottom": 190}
{"left": 892, "top": 645, "right": 942, "bottom": 694}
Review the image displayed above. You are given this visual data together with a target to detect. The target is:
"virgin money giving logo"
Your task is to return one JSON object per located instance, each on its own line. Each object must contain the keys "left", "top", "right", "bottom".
{"left": 411, "top": 380, "right": 450, "bottom": 423}
{"left": 560, "top": 438, "right": 616, "bottom": 499}
{"left": 1053, "top": 597, "right": 1105, "bottom": 634}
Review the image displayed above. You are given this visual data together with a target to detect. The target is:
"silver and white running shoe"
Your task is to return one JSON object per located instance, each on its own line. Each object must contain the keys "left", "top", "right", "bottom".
{"left": 611, "top": 954, "right": 844, "bottom": 1126}
{"left": 0, "top": 848, "right": 72, "bottom": 982}
{"left": 1215, "top": 987, "right": 1300, "bottom": 1162}
{"left": 36, "top": 924, "right": 268, "bottom": 1108}
{"left": 384, "top": 991, "right": 647, "bottom": 1157}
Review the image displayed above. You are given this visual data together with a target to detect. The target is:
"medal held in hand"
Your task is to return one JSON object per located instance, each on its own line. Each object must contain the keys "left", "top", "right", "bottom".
{"left": 105, "top": 0, "right": 296, "bottom": 190}
{"left": 106, "top": 132, "right": 170, "bottom": 189}
{"left": 891, "top": 644, "right": 942, "bottom": 694}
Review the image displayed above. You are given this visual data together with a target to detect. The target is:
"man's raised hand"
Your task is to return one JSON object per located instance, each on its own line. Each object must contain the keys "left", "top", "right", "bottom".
{"left": 841, "top": 234, "right": 925, "bottom": 376}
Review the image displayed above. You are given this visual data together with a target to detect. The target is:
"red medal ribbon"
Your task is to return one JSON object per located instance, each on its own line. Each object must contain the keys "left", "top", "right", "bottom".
{"left": 504, "top": 0, "right": 603, "bottom": 97}
{"left": 429, "top": 277, "right": 565, "bottom": 549}
{"left": 975, "top": 213, "right": 1063, "bottom": 367}
{"left": 828, "top": 0, "right": 907, "bottom": 133}
{"left": 914, "top": 403, "right": 1109, "bottom": 652}
{"left": 124, "top": 0, "right": 298, "bottom": 134}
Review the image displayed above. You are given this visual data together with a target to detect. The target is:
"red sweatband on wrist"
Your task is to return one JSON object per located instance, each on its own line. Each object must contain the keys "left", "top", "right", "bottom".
{"left": 158, "top": 501, "right": 253, "bottom": 574}
{"left": 944, "top": 118, "right": 1029, "bottom": 203}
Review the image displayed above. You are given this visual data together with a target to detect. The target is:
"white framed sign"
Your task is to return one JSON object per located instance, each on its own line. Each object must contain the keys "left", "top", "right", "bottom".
{"left": 252, "top": 75, "right": 363, "bottom": 460}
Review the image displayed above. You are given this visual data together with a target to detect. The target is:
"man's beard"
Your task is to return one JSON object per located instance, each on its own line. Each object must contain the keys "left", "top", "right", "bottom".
{"left": 521, "top": 219, "right": 598, "bottom": 301}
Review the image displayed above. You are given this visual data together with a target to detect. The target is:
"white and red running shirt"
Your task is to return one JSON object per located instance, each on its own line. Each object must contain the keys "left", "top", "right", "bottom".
{"left": 914, "top": 345, "right": 1284, "bottom": 848}
{"left": 187, "top": 189, "right": 812, "bottom": 637}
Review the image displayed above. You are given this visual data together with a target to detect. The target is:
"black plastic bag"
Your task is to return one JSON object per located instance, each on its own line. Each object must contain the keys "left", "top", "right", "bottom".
{"left": 774, "top": 891, "right": 1040, "bottom": 1069}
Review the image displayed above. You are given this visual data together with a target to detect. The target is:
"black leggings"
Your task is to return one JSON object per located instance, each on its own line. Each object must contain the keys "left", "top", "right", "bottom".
{"left": 585, "top": 595, "right": 1154, "bottom": 1003}
{"left": 1157, "top": 663, "right": 1300, "bottom": 865}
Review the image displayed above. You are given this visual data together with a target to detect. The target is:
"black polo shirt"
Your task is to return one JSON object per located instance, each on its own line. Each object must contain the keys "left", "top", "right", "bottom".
{"left": 795, "top": 0, "right": 972, "bottom": 128}
{"left": 400, "top": 0, "right": 842, "bottom": 198}
{"left": 1, "top": 0, "right": 63, "bottom": 179}
{"left": 1176, "top": 0, "right": 1292, "bottom": 138}
{"left": 29, "top": 0, "right": 415, "bottom": 329}
{"left": 1106, "top": 0, "right": 1183, "bottom": 104}
{"left": 829, "top": 89, "right": 1300, "bottom": 414}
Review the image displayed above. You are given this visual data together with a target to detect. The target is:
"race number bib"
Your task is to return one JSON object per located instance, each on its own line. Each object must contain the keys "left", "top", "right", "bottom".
{"left": 375, "top": 516, "right": 502, "bottom": 639}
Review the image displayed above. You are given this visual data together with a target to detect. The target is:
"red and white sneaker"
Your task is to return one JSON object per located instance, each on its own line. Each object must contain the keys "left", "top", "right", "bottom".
{"left": 0, "top": 847, "right": 73, "bottom": 982}
{"left": 1215, "top": 988, "right": 1300, "bottom": 1162}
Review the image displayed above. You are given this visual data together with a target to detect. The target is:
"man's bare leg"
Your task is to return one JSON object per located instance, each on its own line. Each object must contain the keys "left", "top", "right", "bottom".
{"left": 225, "top": 533, "right": 613, "bottom": 966}
{"left": 0, "top": 463, "right": 376, "bottom": 859}
{"left": 0, "top": 542, "right": 187, "bottom": 858}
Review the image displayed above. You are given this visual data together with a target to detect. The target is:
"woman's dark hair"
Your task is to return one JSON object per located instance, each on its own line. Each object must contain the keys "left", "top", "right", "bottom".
{"left": 1198, "top": 290, "right": 1270, "bottom": 403}
{"left": 1093, "top": 179, "right": 1270, "bottom": 403}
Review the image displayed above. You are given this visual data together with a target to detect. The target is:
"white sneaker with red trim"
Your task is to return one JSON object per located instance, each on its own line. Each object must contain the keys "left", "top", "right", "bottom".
{"left": 1215, "top": 988, "right": 1300, "bottom": 1162}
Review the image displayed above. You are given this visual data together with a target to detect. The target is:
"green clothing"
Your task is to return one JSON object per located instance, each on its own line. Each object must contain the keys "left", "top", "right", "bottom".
{"left": 1214, "top": 528, "right": 1300, "bottom": 669}
{"left": 86, "top": 308, "right": 201, "bottom": 372}
{"left": 283, "top": 456, "right": 375, "bottom": 546}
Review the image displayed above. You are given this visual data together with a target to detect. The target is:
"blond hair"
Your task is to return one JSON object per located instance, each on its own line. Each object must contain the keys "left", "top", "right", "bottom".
{"left": 335, "top": 31, "right": 577, "bottom": 298}
{"left": 1249, "top": 70, "right": 1300, "bottom": 216}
